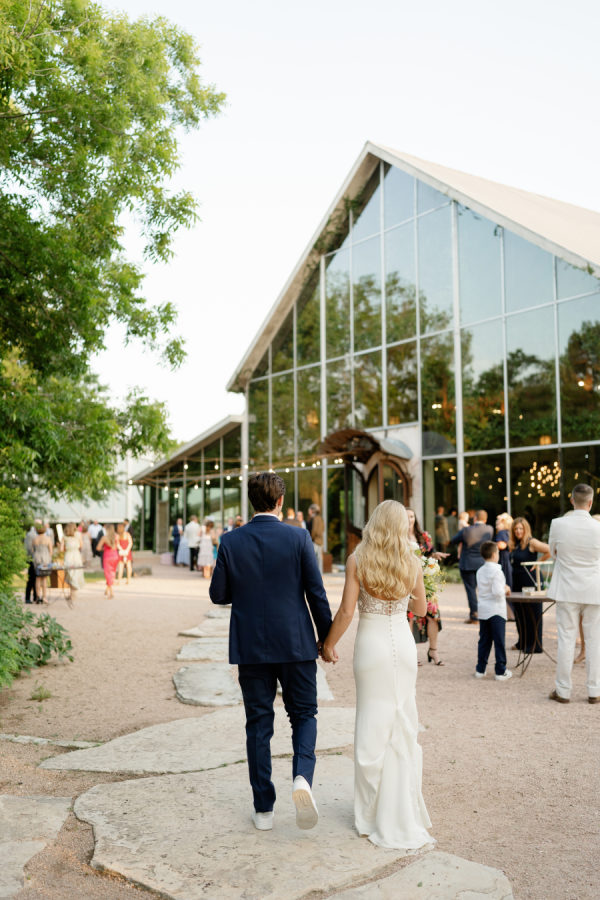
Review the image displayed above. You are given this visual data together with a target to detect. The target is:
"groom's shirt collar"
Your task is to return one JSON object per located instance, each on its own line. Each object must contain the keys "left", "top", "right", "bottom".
{"left": 253, "top": 512, "right": 280, "bottom": 519}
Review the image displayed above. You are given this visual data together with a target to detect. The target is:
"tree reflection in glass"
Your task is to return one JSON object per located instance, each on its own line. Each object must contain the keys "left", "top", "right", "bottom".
{"left": 296, "top": 276, "right": 320, "bottom": 366}
{"left": 353, "top": 351, "right": 382, "bottom": 430}
{"left": 327, "top": 358, "right": 352, "bottom": 431}
{"left": 297, "top": 365, "right": 321, "bottom": 456}
{"left": 504, "top": 229, "right": 553, "bottom": 313}
{"left": 272, "top": 309, "right": 294, "bottom": 373}
{"left": 506, "top": 309, "right": 556, "bottom": 447}
{"left": 385, "top": 222, "right": 416, "bottom": 342}
{"left": 325, "top": 248, "right": 350, "bottom": 359}
{"left": 418, "top": 206, "right": 453, "bottom": 331}
{"left": 353, "top": 236, "right": 381, "bottom": 352}
{"left": 558, "top": 293, "right": 600, "bottom": 442}
{"left": 556, "top": 259, "right": 600, "bottom": 300}
{"left": 248, "top": 379, "right": 268, "bottom": 468}
{"left": 421, "top": 332, "right": 455, "bottom": 455}
{"left": 464, "top": 454, "right": 507, "bottom": 524}
{"left": 271, "top": 373, "right": 294, "bottom": 466}
{"left": 461, "top": 321, "right": 505, "bottom": 451}
{"left": 387, "top": 342, "right": 418, "bottom": 425}
{"left": 352, "top": 169, "right": 380, "bottom": 244}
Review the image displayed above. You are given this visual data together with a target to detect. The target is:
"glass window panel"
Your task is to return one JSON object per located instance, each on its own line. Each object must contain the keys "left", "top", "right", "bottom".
{"left": 352, "top": 169, "right": 380, "bottom": 243}
{"left": 557, "top": 258, "right": 600, "bottom": 300}
{"left": 169, "top": 484, "right": 184, "bottom": 523}
{"left": 185, "top": 483, "right": 203, "bottom": 520}
{"left": 418, "top": 206, "right": 453, "bottom": 332}
{"left": 204, "top": 439, "right": 221, "bottom": 474}
{"left": 248, "top": 380, "right": 268, "bottom": 469}
{"left": 561, "top": 445, "right": 600, "bottom": 512}
{"left": 222, "top": 427, "right": 241, "bottom": 472}
{"left": 382, "top": 463, "right": 405, "bottom": 503}
{"left": 253, "top": 349, "right": 269, "bottom": 378}
{"left": 457, "top": 206, "right": 502, "bottom": 325}
{"left": 296, "top": 275, "right": 320, "bottom": 366}
{"left": 271, "top": 373, "right": 294, "bottom": 466}
{"left": 279, "top": 470, "right": 296, "bottom": 513}
{"left": 387, "top": 341, "right": 418, "bottom": 425}
{"left": 464, "top": 454, "right": 507, "bottom": 528}
{"left": 384, "top": 164, "right": 414, "bottom": 229}
{"left": 417, "top": 180, "right": 448, "bottom": 215}
{"left": 558, "top": 293, "right": 600, "bottom": 442}
{"left": 205, "top": 482, "right": 222, "bottom": 525}
{"left": 506, "top": 309, "right": 556, "bottom": 447}
{"left": 462, "top": 321, "right": 506, "bottom": 451}
{"left": 326, "top": 466, "right": 345, "bottom": 563}
{"left": 504, "top": 229, "right": 553, "bottom": 312}
{"left": 325, "top": 248, "right": 350, "bottom": 359}
{"left": 297, "top": 365, "right": 321, "bottom": 456}
{"left": 223, "top": 482, "right": 241, "bottom": 523}
{"left": 298, "top": 467, "right": 322, "bottom": 526}
{"left": 353, "top": 350, "right": 382, "bottom": 430}
{"left": 422, "top": 458, "right": 458, "bottom": 540}
{"left": 326, "top": 358, "right": 352, "bottom": 431}
{"left": 421, "top": 332, "right": 455, "bottom": 455}
{"left": 385, "top": 222, "right": 416, "bottom": 342}
{"left": 353, "top": 235, "right": 381, "bottom": 352}
{"left": 510, "top": 449, "right": 561, "bottom": 540}
{"left": 272, "top": 309, "right": 294, "bottom": 373}
{"left": 143, "top": 484, "right": 156, "bottom": 551}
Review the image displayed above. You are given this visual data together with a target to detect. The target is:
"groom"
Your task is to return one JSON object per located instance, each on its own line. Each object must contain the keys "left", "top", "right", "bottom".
{"left": 210, "top": 472, "right": 332, "bottom": 831}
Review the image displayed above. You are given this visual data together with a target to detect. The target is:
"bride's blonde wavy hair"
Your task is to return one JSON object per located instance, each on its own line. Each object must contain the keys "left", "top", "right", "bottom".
{"left": 354, "top": 500, "right": 419, "bottom": 600}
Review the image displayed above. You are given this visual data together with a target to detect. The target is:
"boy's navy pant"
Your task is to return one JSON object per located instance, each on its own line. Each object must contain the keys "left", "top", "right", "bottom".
{"left": 476, "top": 615, "right": 507, "bottom": 675}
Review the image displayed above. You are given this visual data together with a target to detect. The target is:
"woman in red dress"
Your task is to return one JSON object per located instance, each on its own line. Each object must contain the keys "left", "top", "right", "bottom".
{"left": 96, "top": 524, "right": 119, "bottom": 598}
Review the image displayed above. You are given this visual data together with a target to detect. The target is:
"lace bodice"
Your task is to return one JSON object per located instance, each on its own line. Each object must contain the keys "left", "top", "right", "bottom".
{"left": 358, "top": 586, "right": 409, "bottom": 616}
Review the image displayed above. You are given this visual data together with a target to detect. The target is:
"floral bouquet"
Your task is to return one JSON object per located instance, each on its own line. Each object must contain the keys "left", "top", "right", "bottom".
{"left": 408, "top": 550, "right": 446, "bottom": 642}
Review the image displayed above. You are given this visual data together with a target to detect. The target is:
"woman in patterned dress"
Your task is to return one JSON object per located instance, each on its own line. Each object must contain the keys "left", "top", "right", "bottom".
{"left": 406, "top": 508, "right": 445, "bottom": 665}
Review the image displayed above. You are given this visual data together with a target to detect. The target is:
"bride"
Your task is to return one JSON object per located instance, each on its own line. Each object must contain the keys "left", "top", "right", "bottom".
{"left": 322, "top": 500, "right": 434, "bottom": 850}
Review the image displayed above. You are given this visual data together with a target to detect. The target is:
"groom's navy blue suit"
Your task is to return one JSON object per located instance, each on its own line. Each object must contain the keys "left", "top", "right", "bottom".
{"left": 210, "top": 514, "right": 332, "bottom": 813}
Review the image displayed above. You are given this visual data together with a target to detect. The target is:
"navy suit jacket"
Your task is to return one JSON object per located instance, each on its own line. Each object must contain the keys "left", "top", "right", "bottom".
{"left": 450, "top": 523, "right": 494, "bottom": 571}
{"left": 209, "top": 515, "right": 332, "bottom": 665}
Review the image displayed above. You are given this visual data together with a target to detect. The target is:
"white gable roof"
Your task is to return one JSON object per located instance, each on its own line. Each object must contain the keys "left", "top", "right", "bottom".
{"left": 227, "top": 142, "right": 600, "bottom": 392}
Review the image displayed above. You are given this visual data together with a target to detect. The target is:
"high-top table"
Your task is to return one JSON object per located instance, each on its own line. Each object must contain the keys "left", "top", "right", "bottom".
{"left": 508, "top": 592, "right": 556, "bottom": 675}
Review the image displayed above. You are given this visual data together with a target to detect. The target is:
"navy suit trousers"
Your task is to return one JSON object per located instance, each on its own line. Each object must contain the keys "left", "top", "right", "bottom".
{"left": 461, "top": 569, "right": 479, "bottom": 618}
{"left": 476, "top": 615, "right": 507, "bottom": 676}
{"left": 238, "top": 660, "right": 317, "bottom": 813}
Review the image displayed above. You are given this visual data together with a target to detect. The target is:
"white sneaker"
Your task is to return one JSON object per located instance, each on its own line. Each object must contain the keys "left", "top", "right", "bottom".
{"left": 292, "top": 775, "right": 319, "bottom": 830}
{"left": 251, "top": 809, "right": 274, "bottom": 831}
{"left": 474, "top": 671, "right": 485, "bottom": 678}
{"left": 495, "top": 670, "right": 513, "bottom": 682}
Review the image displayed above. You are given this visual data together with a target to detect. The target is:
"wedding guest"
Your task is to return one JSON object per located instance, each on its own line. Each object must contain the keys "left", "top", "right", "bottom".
{"left": 80, "top": 523, "right": 93, "bottom": 567}
{"left": 116, "top": 522, "right": 133, "bottom": 585}
{"left": 184, "top": 515, "right": 201, "bottom": 571}
{"left": 450, "top": 510, "right": 494, "bottom": 623}
{"left": 234, "top": 515, "right": 244, "bottom": 528}
{"left": 96, "top": 524, "right": 119, "bottom": 599}
{"left": 296, "top": 511, "right": 307, "bottom": 529}
{"left": 285, "top": 508, "right": 302, "bottom": 527}
{"left": 509, "top": 517, "right": 550, "bottom": 654}
{"left": 88, "top": 520, "right": 102, "bottom": 557}
{"left": 406, "top": 508, "right": 445, "bottom": 665}
{"left": 224, "top": 517, "right": 235, "bottom": 533}
{"left": 172, "top": 518, "right": 183, "bottom": 564}
{"left": 124, "top": 518, "right": 131, "bottom": 532}
{"left": 474, "top": 542, "right": 512, "bottom": 681}
{"left": 322, "top": 500, "right": 433, "bottom": 850}
{"left": 32, "top": 522, "right": 53, "bottom": 605}
{"left": 495, "top": 513, "right": 513, "bottom": 589}
{"left": 447, "top": 508, "right": 459, "bottom": 540}
{"left": 547, "top": 484, "right": 600, "bottom": 704}
{"left": 198, "top": 521, "right": 216, "bottom": 578}
{"left": 24, "top": 521, "right": 42, "bottom": 604}
{"left": 434, "top": 506, "right": 449, "bottom": 552}
{"left": 307, "top": 504, "right": 324, "bottom": 574}
{"left": 61, "top": 523, "right": 84, "bottom": 607}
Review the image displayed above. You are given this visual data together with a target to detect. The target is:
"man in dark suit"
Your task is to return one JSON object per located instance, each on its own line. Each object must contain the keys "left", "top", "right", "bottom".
{"left": 210, "top": 472, "right": 332, "bottom": 832}
{"left": 171, "top": 518, "right": 183, "bottom": 564}
{"left": 450, "top": 509, "right": 494, "bottom": 623}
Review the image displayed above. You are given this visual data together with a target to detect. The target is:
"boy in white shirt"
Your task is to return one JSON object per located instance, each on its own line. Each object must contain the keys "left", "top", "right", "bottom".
{"left": 474, "top": 541, "right": 512, "bottom": 681}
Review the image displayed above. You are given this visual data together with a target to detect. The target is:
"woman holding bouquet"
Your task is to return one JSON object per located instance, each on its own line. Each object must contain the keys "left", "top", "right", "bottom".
{"left": 406, "top": 508, "right": 446, "bottom": 665}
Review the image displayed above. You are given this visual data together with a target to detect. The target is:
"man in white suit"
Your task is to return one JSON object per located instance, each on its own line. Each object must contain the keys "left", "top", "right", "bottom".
{"left": 546, "top": 484, "right": 600, "bottom": 704}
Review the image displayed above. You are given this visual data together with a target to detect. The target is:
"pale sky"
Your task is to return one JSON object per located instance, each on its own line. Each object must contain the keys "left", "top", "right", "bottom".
{"left": 96, "top": 0, "right": 600, "bottom": 454}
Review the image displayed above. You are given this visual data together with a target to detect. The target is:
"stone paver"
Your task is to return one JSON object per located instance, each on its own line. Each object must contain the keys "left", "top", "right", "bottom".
{"left": 176, "top": 638, "right": 228, "bottom": 661}
{"left": 0, "top": 796, "right": 71, "bottom": 897}
{"left": 74, "top": 755, "right": 413, "bottom": 900}
{"left": 173, "top": 664, "right": 243, "bottom": 706}
{"left": 334, "top": 851, "right": 514, "bottom": 899}
{"left": 40, "top": 707, "right": 354, "bottom": 775}
{"left": 0, "top": 733, "right": 100, "bottom": 749}
{"left": 204, "top": 606, "right": 231, "bottom": 619}
{"left": 178, "top": 619, "right": 229, "bottom": 638}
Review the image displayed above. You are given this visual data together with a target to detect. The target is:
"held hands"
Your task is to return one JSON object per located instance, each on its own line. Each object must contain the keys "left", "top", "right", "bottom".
{"left": 320, "top": 641, "right": 339, "bottom": 664}
{"left": 505, "top": 585, "right": 511, "bottom": 596}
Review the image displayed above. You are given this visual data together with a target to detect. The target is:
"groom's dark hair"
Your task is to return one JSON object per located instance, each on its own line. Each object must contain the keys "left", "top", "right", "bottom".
{"left": 248, "top": 472, "right": 286, "bottom": 512}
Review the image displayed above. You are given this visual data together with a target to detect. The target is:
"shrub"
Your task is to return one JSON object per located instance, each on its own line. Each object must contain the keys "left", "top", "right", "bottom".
{"left": 0, "top": 486, "right": 27, "bottom": 590}
{"left": 0, "top": 589, "right": 73, "bottom": 690}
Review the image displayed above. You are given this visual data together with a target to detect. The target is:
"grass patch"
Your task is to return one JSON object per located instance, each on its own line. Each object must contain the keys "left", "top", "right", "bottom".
{"left": 30, "top": 682, "right": 52, "bottom": 702}
{"left": 84, "top": 571, "right": 106, "bottom": 582}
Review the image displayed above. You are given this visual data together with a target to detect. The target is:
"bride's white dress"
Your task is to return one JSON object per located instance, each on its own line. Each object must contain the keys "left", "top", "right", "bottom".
{"left": 353, "top": 584, "right": 433, "bottom": 850}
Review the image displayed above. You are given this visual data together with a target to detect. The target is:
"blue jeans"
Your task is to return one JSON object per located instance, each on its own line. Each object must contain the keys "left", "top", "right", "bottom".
{"left": 476, "top": 615, "right": 507, "bottom": 676}
{"left": 238, "top": 660, "right": 317, "bottom": 813}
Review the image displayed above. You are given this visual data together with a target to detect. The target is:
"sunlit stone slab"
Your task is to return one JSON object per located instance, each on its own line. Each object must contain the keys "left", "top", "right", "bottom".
{"left": 0, "top": 796, "right": 71, "bottom": 897}
{"left": 176, "top": 638, "right": 228, "bottom": 661}
{"left": 174, "top": 664, "right": 242, "bottom": 706}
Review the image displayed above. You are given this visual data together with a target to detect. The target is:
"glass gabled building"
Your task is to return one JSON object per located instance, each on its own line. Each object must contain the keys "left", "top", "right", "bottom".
{"left": 138, "top": 143, "right": 600, "bottom": 560}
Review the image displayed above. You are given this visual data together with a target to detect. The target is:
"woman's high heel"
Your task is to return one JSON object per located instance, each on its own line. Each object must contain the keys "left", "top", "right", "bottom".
{"left": 427, "top": 649, "right": 444, "bottom": 666}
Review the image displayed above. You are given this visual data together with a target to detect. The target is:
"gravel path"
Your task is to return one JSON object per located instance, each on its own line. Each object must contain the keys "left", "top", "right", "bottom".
{"left": 1, "top": 563, "right": 598, "bottom": 899}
